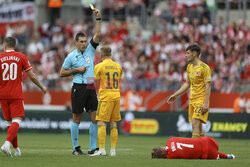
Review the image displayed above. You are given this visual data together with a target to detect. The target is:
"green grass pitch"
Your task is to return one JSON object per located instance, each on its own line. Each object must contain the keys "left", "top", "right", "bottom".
{"left": 0, "top": 133, "right": 250, "bottom": 167}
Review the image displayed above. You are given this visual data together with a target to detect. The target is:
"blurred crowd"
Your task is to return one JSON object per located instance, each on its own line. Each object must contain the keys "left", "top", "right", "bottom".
{"left": 0, "top": 0, "right": 249, "bottom": 93}
{"left": 105, "top": 16, "right": 249, "bottom": 93}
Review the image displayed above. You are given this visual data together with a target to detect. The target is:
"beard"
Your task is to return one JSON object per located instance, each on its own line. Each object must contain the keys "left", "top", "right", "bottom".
{"left": 187, "top": 56, "right": 194, "bottom": 63}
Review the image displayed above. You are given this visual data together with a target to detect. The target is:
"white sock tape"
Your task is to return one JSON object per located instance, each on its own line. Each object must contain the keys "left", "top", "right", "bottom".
{"left": 12, "top": 119, "right": 22, "bottom": 125}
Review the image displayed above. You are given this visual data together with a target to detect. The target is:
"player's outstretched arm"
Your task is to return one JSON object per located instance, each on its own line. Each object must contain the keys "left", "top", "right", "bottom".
{"left": 26, "top": 69, "right": 47, "bottom": 94}
{"left": 167, "top": 80, "right": 190, "bottom": 104}
{"left": 59, "top": 66, "right": 87, "bottom": 77}
{"left": 92, "top": 8, "right": 101, "bottom": 44}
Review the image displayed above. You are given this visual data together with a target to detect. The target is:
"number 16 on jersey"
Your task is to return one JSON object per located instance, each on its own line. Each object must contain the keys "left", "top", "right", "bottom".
{"left": 105, "top": 72, "right": 119, "bottom": 89}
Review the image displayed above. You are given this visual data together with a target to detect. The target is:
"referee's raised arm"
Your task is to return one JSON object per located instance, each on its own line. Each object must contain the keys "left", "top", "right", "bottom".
{"left": 92, "top": 8, "right": 101, "bottom": 44}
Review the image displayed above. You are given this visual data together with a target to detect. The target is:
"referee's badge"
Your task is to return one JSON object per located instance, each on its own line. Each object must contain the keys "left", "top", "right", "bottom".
{"left": 85, "top": 57, "right": 90, "bottom": 64}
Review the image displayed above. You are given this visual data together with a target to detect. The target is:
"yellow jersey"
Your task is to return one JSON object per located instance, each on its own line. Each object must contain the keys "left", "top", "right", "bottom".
{"left": 187, "top": 61, "right": 211, "bottom": 103}
{"left": 94, "top": 58, "right": 122, "bottom": 101}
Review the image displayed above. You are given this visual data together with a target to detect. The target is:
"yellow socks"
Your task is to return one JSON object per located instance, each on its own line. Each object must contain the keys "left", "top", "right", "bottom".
{"left": 98, "top": 124, "right": 118, "bottom": 150}
{"left": 192, "top": 133, "right": 200, "bottom": 138}
{"left": 98, "top": 125, "right": 106, "bottom": 150}
{"left": 200, "top": 132, "right": 205, "bottom": 137}
{"left": 110, "top": 126, "right": 118, "bottom": 149}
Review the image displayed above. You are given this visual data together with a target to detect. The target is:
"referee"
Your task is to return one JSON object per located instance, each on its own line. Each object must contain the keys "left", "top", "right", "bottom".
{"left": 60, "top": 8, "right": 101, "bottom": 155}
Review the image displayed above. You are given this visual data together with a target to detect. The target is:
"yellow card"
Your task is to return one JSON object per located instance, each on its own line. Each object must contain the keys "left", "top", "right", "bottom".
{"left": 89, "top": 4, "right": 94, "bottom": 10}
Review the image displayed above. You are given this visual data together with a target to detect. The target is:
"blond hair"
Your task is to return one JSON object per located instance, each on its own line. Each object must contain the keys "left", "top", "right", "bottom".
{"left": 100, "top": 46, "right": 112, "bottom": 57}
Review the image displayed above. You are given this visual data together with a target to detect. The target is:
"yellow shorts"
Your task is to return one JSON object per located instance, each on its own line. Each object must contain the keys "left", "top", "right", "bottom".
{"left": 96, "top": 99, "right": 121, "bottom": 122}
{"left": 188, "top": 101, "right": 209, "bottom": 124}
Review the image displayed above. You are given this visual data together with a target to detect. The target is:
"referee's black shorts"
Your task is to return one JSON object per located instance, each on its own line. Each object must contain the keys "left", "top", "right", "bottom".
{"left": 71, "top": 83, "right": 98, "bottom": 114}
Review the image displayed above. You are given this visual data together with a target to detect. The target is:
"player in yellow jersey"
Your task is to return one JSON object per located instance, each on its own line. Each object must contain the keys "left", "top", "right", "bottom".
{"left": 167, "top": 44, "right": 211, "bottom": 138}
{"left": 91, "top": 46, "right": 122, "bottom": 156}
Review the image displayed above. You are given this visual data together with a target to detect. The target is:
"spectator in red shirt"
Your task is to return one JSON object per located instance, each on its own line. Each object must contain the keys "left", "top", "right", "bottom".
{"left": 144, "top": 62, "right": 158, "bottom": 79}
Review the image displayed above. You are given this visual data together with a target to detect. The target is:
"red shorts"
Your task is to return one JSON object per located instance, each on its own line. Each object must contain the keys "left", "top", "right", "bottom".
{"left": 206, "top": 137, "right": 219, "bottom": 159}
{"left": 0, "top": 99, "right": 25, "bottom": 120}
{"left": 200, "top": 137, "right": 219, "bottom": 159}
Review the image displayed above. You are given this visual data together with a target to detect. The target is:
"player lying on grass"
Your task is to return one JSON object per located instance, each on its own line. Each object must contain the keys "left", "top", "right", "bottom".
{"left": 152, "top": 137, "right": 235, "bottom": 159}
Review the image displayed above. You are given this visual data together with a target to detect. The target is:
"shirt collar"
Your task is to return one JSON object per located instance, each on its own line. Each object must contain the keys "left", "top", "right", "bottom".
{"left": 6, "top": 50, "right": 15, "bottom": 52}
{"left": 193, "top": 60, "right": 201, "bottom": 68}
{"left": 75, "top": 49, "right": 85, "bottom": 56}
{"left": 103, "top": 58, "right": 112, "bottom": 62}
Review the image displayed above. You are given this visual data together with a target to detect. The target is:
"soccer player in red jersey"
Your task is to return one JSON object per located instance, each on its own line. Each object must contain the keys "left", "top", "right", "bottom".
{"left": 152, "top": 137, "right": 235, "bottom": 159}
{"left": 0, "top": 37, "right": 47, "bottom": 157}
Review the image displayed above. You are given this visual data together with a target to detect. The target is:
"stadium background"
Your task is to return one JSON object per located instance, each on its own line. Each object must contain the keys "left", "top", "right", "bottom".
{"left": 0, "top": 0, "right": 249, "bottom": 139}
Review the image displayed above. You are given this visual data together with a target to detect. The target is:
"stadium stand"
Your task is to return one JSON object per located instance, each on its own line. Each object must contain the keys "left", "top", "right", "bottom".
{"left": 0, "top": 0, "right": 249, "bottom": 93}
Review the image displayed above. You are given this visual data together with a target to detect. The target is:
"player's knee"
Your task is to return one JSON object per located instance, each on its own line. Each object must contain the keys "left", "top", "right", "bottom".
{"left": 88, "top": 111, "right": 97, "bottom": 124}
{"left": 72, "top": 117, "right": 81, "bottom": 124}
{"left": 192, "top": 121, "right": 198, "bottom": 129}
{"left": 92, "top": 120, "right": 97, "bottom": 124}
{"left": 110, "top": 122, "right": 117, "bottom": 128}
{"left": 192, "top": 119, "right": 201, "bottom": 127}
{"left": 97, "top": 121, "right": 105, "bottom": 126}
{"left": 72, "top": 114, "right": 82, "bottom": 123}
{"left": 90, "top": 116, "right": 97, "bottom": 124}
{"left": 91, "top": 117, "right": 97, "bottom": 124}
{"left": 192, "top": 122, "right": 200, "bottom": 133}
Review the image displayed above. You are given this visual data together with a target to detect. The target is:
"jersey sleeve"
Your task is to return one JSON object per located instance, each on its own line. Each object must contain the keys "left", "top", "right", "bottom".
{"left": 87, "top": 38, "right": 99, "bottom": 57}
{"left": 120, "top": 68, "right": 123, "bottom": 79}
{"left": 62, "top": 55, "right": 72, "bottom": 69}
{"left": 203, "top": 66, "right": 211, "bottom": 82}
{"left": 94, "top": 64, "right": 101, "bottom": 79}
{"left": 22, "top": 55, "right": 32, "bottom": 72}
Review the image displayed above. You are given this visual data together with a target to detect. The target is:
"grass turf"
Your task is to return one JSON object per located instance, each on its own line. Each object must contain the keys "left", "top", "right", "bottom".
{"left": 0, "top": 133, "right": 249, "bottom": 167}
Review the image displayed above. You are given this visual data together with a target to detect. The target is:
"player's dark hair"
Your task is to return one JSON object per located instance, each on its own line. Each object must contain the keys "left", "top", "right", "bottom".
{"left": 151, "top": 147, "right": 167, "bottom": 159}
{"left": 4, "top": 37, "right": 16, "bottom": 49}
{"left": 75, "top": 32, "right": 87, "bottom": 41}
{"left": 186, "top": 44, "right": 200, "bottom": 56}
{"left": 100, "top": 46, "right": 112, "bottom": 57}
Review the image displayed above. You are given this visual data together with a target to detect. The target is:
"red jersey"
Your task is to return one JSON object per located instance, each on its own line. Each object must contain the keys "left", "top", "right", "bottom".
{"left": 166, "top": 137, "right": 218, "bottom": 159}
{"left": 0, "top": 50, "right": 32, "bottom": 99}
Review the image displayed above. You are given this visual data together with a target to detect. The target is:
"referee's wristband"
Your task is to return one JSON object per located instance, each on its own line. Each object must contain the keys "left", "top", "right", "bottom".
{"left": 96, "top": 18, "right": 101, "bottom": 21}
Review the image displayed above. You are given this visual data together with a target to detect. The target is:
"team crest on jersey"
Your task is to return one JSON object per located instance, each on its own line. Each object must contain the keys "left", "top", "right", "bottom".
{"left": 195, "top": 71, "right": 200, "bottom": 76}
{"left": 85, "top": 57, "right": 90, "bottom": 64}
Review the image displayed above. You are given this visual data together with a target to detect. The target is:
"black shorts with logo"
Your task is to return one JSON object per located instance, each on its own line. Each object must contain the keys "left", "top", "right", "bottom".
{"left": 71, "top": 83, "right": 98, "bottom": 114}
